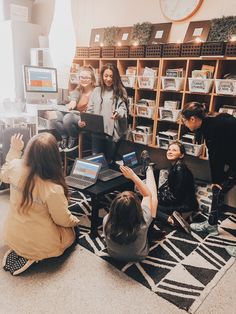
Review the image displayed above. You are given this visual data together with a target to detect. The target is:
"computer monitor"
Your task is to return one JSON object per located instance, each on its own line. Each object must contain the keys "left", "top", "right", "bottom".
{"left": 23, "top": 65, "right": 58, "bottom": 103}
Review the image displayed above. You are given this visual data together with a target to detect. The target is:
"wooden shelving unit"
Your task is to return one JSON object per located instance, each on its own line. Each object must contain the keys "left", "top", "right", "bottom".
{"left": 72, "top": 56, "right": 236, "bottom": 159}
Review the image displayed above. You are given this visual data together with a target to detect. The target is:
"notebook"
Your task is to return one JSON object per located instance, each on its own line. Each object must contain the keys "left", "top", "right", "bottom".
{"left": 65, "top": 159, "right": 101, "bottom": 190}
{"left": 86, "top": 153, "right": 122, "bottom": 182}
{"left": 122, "top": 151, "right": 143, "bottom": 175}
{"left": 80, "top": 112, "right": 104, "bottom": 134}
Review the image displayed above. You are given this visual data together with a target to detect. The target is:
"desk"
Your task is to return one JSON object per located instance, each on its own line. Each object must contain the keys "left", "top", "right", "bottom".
{"left": 80, "top": 176, "right": 133, "bottom": 238}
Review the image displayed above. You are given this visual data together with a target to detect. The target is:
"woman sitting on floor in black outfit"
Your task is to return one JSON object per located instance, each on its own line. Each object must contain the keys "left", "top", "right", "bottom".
{"left": 154, "top": 141, "right": 198, "bottom": 234}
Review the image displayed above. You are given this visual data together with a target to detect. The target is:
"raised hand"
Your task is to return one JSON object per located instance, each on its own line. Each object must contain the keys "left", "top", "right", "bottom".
{"left": 10, "top": 133, "right": 24, "bottom": 151}
{"left": 120, "top": 165, "right": 136, "bottom": 180}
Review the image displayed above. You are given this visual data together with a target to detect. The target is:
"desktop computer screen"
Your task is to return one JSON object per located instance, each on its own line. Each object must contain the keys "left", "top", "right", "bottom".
{"left": 23, "top": 65, "right": 58, "bottom": 103}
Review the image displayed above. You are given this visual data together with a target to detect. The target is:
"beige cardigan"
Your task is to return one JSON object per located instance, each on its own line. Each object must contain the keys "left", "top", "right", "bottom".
{"left": 0, "top": 147, "right": 80, "bottom": 261}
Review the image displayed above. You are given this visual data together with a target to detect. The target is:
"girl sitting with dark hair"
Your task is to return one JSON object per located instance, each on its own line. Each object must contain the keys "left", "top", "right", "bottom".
{"left": 0, "top": 133, "right": 80, "bottom": 275}
{"left": 103, "top": 163, "right": 158, "bottom": 261}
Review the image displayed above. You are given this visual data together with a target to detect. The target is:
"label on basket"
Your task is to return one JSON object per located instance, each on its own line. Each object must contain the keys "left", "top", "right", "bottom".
{"left": 217, "top": 81, "right": 234, "bottom": 93}
{"left": 190, "top": 79, "right": 205, "bottom": 91}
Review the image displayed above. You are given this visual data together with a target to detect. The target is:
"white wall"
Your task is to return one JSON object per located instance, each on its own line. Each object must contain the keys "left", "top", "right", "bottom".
{"left": 32, "top": 0, "right": 236, "bottom": 45}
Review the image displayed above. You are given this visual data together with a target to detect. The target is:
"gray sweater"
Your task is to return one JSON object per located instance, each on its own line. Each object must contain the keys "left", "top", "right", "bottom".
{"left": 87, "top": 87, "right": 127, "bottom": 141}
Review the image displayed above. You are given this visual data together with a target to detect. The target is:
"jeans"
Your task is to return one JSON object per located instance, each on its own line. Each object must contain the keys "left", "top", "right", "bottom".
{"left": 92, "top": 134, "right": 121, "bottom": 163}
{"left": 208, "top": 174, "right": 236, "bottom": 225}
{"left": 53, "top": 111, "right": 80, "bottom": 138}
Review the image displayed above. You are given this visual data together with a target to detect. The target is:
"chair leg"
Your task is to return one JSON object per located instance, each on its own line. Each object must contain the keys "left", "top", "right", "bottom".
{"left": 78, "top": 133, "right": 83, "bottom": 158}
{"left": 64, "top": 152, "right": 67, "bottom": 176}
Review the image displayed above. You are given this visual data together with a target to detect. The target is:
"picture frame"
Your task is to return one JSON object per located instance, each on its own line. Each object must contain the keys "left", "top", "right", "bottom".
{"left": 116, "top": 27, "right": 133, "bottom": 45}
{"left": 183, "top": 20, "right": 211, "bottom": 43}
{"left": 89, "top": 28, "right": 105, "bottom": 47}
{"left": 148, "top": 23, "right": 172, "bottom": 44}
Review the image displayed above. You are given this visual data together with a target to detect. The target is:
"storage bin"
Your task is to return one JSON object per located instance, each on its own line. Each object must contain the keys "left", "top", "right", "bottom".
{"left": 129, "top": 46, "right": 145, "bottom": 58}
{"left": 215, "top": 79, "right": 236, "bottom": 95}
{"left": 201, "top": 42, "right": 225, "bottom": 56}
{"left": 225, "top": 42, "right": 236, "bottom": 56}
{"left": 181, "top": 142, "right": 204, "bottom": 156}
{"left": 132, "top": 131, "right": 153, "bottom": 145}
{"left": 121, "top": 75, "right": 136, "bottom": 88}
{"left": 75, "top": 47, "right": 89, "bottom": 58}
{"left": 115, "top": 46, "right": 129, "bottom": 58}
{"left": 145, "top": 44, "right": 162, "bottom": 58}
{"left": 188, "top": 78, "right": 214, "bottom": 93}
{"left": 101, "top": 46, "right": 115, "bottom": 58}
{"left": 162, "top": 43, "right": 181, "bottom": 58}
{"left": 161, "top": 76, "right": 184, "bottom": 91}
{"left": 159, "top": 108, "right": 181, "bottom": 122}
{"left": 136, "top": 105, "right": 155, "bottom": 118}
{"left": 156, "top": 136, "right": 172, "bottom": 149}
{"left": 137, "top": 76, "right": 157, "bottom": 89}
{"left": 181, "top": 43, "right": 202, "bottom": 57}
{"left": 89, "top": 47, "right": 101, "bottom": 58}
{"left": 128, "top": 104, "right": 135, "bottom": 115}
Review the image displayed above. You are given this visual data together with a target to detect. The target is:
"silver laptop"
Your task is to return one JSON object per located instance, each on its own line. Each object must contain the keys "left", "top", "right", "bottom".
{"left": 65, "top": 158, "right": 101, "bottom": 190}
{"left": 122, "top": 151, "right": 143, "bottom": 175}
{"left": 80, "top": 112, "right": 104, "bottom": 134}
{"left": 86, "top": 153, "right": 122, "bottom": 182}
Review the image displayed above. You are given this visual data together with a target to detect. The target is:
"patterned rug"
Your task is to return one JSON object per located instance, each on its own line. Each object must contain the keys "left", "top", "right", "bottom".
{"left": 68, "top": 184, "right": 236, "bottom": 313}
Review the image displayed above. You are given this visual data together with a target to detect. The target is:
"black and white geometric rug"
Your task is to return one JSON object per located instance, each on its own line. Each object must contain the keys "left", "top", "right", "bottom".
{"left": 68, "top": 186, "right": 236, "bottom": 313}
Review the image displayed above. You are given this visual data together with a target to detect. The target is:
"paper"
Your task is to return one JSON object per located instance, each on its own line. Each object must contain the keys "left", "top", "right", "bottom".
{"left": 94, "top": 34, "right": 100, "bottom": 42}
{"left": 193, "top": 28, "right": 203, "bottom": 37}
{"left": 155, "top": 30, "right": 164, "bottom": 39}
{"left": 122, "top": 33, "right": 129, "bottom": 41}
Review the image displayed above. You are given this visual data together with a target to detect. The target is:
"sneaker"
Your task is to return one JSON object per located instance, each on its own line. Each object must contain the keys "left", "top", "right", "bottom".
{"left": 225, "top": 245, "right": 236, "bottom": 257}
{"left": 9, "top": 256, "right": 35, "bottom": 276}
{"left": 140, "top": 150, "right": 155, "bottom": 175}
{"left": 60, "top": 137, "right": 67, "bottom": 150}
{"left": 171, "top": 211, "right": 191, "bottom": 234}
{"left": 66, "top": 137, "right": 78, "bottom": 151}
{"left": 2, "top": 250, "right": 18, "bottom": 271}
{"left": 190, "top": 220, "right": 219, "bottom": 236}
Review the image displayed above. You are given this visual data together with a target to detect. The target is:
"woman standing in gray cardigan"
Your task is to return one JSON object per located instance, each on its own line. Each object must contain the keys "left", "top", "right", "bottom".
{"left": 86, "top": 63, "right": 128, "bottom": 164}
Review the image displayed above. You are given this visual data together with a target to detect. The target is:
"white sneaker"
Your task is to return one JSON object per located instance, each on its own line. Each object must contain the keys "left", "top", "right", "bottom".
{"left": 190, "top": 220, "right": 219, "bottom": 236}
{"left": 225, "top": 246, "right": 236, "bottom": 257}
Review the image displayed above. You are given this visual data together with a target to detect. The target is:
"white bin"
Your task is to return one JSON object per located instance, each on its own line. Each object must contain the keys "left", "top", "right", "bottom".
{"left": 161, "top": 77, "right": 184, "bottom": 91}
{"left": 132, "top": 131, "right": 153, "bottom": 145}
{"left": 181, "top": 142, "right": 204, "bottom": 156}
{"left": 159, "top": 108, "right": 181, "bottom": 122}
{"left": 137, "top": 76, "right": 157, "bottom": 89}
{"left": 215, "top": 79, "right": 236, "bottom": 95}
{"left": 136, "top": 105, "right": 155, "bottom": 118}
{"left": 121, "top": 75, "right": 136, "bottom": 88}
{"left": 188, "top": 78, "right": 213, "bottom": 93}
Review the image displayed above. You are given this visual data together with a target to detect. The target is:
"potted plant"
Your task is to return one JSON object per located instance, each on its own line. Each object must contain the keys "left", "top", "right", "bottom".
{"left": 130, "top": 22, "right": 152, "bottom": 45}
{"left": 103, "top": 26, "right": 120, "bottom": 46}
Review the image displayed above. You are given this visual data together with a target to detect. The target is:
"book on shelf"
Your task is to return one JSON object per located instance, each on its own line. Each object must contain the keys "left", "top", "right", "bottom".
{"left": 166, "top": 68, "right": 184, "bottom": 78}
{"left": 126, "top": 67, "right": 136, "bottom": 76}
{"left": 137, "top": 99, "right": 155, "bottom": 106}
{"left": 142, "top": 67, "right": 158, "bottom": 77}
{"left": 158, "top": 130, "right": 178, "bottom": 140}
{"left": 164, "top": 100, "right": 180, "bottom": 110}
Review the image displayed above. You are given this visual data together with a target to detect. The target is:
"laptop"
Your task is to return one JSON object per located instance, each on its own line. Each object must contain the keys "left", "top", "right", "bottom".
{"left": 86, "top": 153, "right": 122, "bottom": 182}
{"left": 122, "top": 151, "right": 143, "bottom": 175}
{"left": 65, "top": 158, "right": 101, "bottom": 190}
{"left": 80, "top": 112, "right": 104, "bottom": 134}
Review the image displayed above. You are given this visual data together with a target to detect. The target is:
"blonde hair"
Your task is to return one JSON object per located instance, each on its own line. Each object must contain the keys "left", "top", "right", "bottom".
{"left": 77, "top": 65, "right": 96, "bottom": 91}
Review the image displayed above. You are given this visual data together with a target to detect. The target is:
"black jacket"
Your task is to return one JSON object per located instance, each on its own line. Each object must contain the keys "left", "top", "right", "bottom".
{"left": 158, "top": 160, "right": 198, "bottom": 211}
{"left": 201, "top": 114, "right": 236, "bottom": 184}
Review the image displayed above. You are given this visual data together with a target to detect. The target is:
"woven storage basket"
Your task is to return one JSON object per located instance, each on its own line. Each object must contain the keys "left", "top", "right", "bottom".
{"left": 75, "top": 47, "right": 89, "bottom": 58}
{"left": 101, "top": 46, "right": 115, "bottom": 58}
{"left": 181, "top": 43, "right": 202, "bottom": 57}
{"left": 225, "top": 42, "right": 236, "bottom": 56}
{"left": 162, "top": 43, "right": 181, "bottom": 58}
{"left": 89, "top": 47, "right": 101, "bottom": 58}
{"left": 129, "top": 46, "right": 145, "bottom": 58}
{"left": 145, "top": 44, "right": 162, "bottom": 58}
{"left": 115, "top": 46, "right": 129, "bottom": 58}
{"left": 201, "top": 42, "right": 225, "bottom": 56}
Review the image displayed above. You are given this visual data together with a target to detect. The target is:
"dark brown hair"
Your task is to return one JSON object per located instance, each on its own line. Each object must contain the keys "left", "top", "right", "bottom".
{"left": 104, "top": 191, "right": 145, "bottom": 245}
{"left": 100, "top": 63, "right": 127, "bottom": 105}
{"left": 20, "top": 132, "right": 68, "bottom": 213}
{"left": 182, "top": 102, "right": 208, "bottom": 120}
{"left": 168, "top": 140, "right": 186, "bottom": 156}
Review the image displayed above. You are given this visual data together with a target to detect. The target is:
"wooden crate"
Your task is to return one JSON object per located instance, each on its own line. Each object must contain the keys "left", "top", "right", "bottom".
{"left": 129, "top": 46, "right": 145, "bottom": 58}
{"left": 115, "top": 46, "right": 129, "bottom": 58}
{"left": 89, "top": 47, "right": 101, "bottom": 58}
{"left": 162, "top": 43, "right": 181, "bottom": 58}
{"left": 181, "top": 43, "right": 202, "bottom": 57}
{"left": 145, "top": 44, "right": 162, "bottom": 58}
{"left": 101, "top": 46, "right": 115, "bottom": 58}
{"left": 201, "top": 42, "right": 225, "bottom": 56}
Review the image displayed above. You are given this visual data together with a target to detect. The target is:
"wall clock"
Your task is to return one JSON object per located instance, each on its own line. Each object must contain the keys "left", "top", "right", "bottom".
{"left": 160, "top": 0, "right": 204, "bottom": 22}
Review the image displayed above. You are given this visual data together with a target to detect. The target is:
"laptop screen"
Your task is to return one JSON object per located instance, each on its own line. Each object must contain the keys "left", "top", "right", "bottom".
{"left": 72, "top": 159, "right": 100, "bottom": 179}
{"left": 123, "top": 152, "right": 138, "bottom": 167}
{"left": 86, "top": 154, "right": 107, "bottom": 169}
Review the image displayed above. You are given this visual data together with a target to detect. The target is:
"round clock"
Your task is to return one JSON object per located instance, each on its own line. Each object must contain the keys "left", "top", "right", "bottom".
{"left": 160, "top": 0, "right": 204, "bottom": 22}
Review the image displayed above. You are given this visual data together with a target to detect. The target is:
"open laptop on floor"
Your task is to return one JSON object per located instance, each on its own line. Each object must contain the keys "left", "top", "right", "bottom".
{"left": 122, "top": 151, "right": 143, "bottom": 175}
{"left": 85, "top": 153, "right": 122, "bottom": 182}
{"left": 65, "top": 158, "right": 101, "bottom": 190}
{"left": 80, "top": 112, "right": 104, "bottom": 134}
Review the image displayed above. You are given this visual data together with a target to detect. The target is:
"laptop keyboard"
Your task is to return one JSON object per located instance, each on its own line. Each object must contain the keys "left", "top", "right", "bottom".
{"left": 66, "top": 177, "right": 93, "bottom": 189}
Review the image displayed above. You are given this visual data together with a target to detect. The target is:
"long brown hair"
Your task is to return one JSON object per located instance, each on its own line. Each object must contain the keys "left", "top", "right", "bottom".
{"left": 104, "top": 191, "right": 145, "bottom": 245}
{"left": 20, "top": 132, "right": 68, "bottom": 213}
